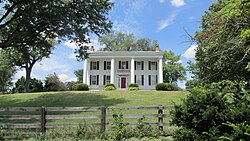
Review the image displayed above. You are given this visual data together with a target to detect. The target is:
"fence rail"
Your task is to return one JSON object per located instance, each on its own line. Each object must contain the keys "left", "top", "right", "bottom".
{"left": 0, "top": 105, "right": 174, "bottom": 136}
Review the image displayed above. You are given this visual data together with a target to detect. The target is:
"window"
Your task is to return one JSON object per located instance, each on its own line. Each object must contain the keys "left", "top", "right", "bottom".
{"left": 135, "top": 75, "right": 144, "bottom": 85}
{"left": 135, "top": 61, "right": 144, "bottom": 70}
{"left": 119, "top": 61, "right": 128, "bottom": 69}
{"left": 104, "top": 61, "right": 111, "bottom": 70}
{"left": 103, "top": 75, "right": 110, "bottom": 85}
{"left": 90, "top": 61, "right": 99, "bottom": 70}
{"left": 90, "top": 75, "right": 99, "bottom": 85}
{"left": 148, "top": 75, "right": 157, "bottom": 85}
{"left": 149, "top": 61, "right": 157, "bottom": 70}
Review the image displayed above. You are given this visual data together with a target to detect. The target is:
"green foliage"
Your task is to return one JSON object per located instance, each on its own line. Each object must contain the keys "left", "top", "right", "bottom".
{"left": 171, "top": 81, "right": 250, "bottom": 140}
{"left": 72, "top": 83, "right": 89, "bottom": 91}
{"left": 156, "top": 83, "right": 178, "bottom": 91}
{"left": 65, "top": 81, "right": 76, "bottom": 91}
{"left": 44, "top": 73, "right": 67, "bottom": 91}
{"left": 128, "top": 83, "right": 139, "bottom": 90}
{"left": 76, "top": 124, "right": 87, "bottom": 138}
{"left": 193, "top": 0, "right": 250, "bottom": 84}
{"left": 0, "top": 0, "right": 114, "bottom": 60}
{"left": 99, "top": 31, "right": 158, "bottom": 51}
{"left": 0, "top": 51, "right": 15, "bottom": 94}
{"left": 128, "top": 87, "right": 139, "bottom": 91}
{"left": 220, "top": 122, "right": 250, "bottom": 140}
{"left": 104, "top": 83, "right": 116, "bottom": 89}
{"left": 112, "top": 113, "right": 125, "bottom": 141}
{"left": 128, "top": 83, "right": 139, "bottom": 88}
{"left": 135, "top": 116, "right": 159, "bottom": 138}
{"left": 74, "top": 69, "right": 83, "bottom": 83}
{"left": 185, "top": 79, "right": 200, "bottom": 90}
{"left": 163, "top": 50, "right": 186, "bottom": 84}
{"left": 14, "top": 76, "right": 43, "bottom": 93}
{"left": 104, "top": 86, "right": 116, "bottom": 91}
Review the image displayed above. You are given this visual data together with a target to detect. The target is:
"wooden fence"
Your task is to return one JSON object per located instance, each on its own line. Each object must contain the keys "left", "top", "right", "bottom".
{"left": 0, "top": 106, "right": 174, "bottom": 136}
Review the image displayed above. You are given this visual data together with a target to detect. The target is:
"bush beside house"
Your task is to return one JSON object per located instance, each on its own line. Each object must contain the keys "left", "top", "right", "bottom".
{"left": 128, "top": 83, "right": 139, "bottom": 91}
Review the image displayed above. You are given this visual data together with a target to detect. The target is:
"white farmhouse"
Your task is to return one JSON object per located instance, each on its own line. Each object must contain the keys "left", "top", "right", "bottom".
{"left": 83, "top": 49, "right": 163, "bottom": 90}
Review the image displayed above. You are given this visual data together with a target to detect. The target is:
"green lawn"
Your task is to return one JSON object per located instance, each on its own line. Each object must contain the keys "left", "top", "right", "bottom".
{"left": 0, "top": 90, "right": 189, "bottom": 107}
{"left": 0, "top": 90, "right": 188, "bottom": 139}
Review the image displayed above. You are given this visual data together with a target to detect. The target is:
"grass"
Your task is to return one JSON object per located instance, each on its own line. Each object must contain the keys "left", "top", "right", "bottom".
{"left": 0, "top": 90, "right": 188, "bottom": 140}
{"left": 0, "top": 90, "right": 188, "bottom": 107}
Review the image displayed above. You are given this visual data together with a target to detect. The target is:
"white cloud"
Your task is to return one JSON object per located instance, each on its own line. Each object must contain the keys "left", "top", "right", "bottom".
{"left": 171, "top": 0, "right": 185, "bottom": 7}
{"left": 111, "top": 0, "right": 146, "bottom": 35}
{"left": 157, "top": 13, "right": 176, "bottom": 32}
{"left": 64, "top": 38, "right": 105, "bottom": 54}
{"left": 33, "top": 55, "right": 71, "bottom": 72}
{"left": 159, "top": 0, "right": 166, "bottom": 3}
{"left": 183, "top": 45, "right": 198, "bottom": 58}
{"left": 64, "top": 40, "right": 78, "bottom": 49}
{"left": 15, "top": 70, "right": 26, "bottom": 78}
{"left": 58, "top": 73, "right": 77, "bottom": 83}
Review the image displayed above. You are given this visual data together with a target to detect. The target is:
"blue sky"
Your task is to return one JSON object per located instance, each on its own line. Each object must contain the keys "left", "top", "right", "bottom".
{"left": 15, "top": 0, "right": 218, "bottom": 88}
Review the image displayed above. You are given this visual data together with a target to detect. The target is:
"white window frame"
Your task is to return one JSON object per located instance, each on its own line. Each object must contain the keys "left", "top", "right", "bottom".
{"left": 105, "top": 75, "right": 110, "bottom": 85}
{"left": 91, "top": 75, "right": 97, "bottom": 85}
{"left": 151, "top": 75, "right": 157, "bottom": 85}
{"left": 136, "top": 75, "right": 142, "bottom": 85}
{"left": 136, "top": 61, "right": 142, "bottom": 70}
{"left": 92, "top": 61, "right": 98, "bottom": 70}
{"left": 121, "top": 61, "right": 126, "bottom": 69}
{"left": 151, "top": 62, "right": 157, "bottom": 70}
{"left": 106, "top": 61, "right": 111, "bottom": 70}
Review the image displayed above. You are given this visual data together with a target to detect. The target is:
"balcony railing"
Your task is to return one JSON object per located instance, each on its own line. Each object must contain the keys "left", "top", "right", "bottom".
{"left": 116, "top": 69, "right": 130, "bottom": 74}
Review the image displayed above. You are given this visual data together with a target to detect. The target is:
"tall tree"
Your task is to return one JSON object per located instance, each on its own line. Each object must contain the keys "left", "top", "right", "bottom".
{"left": 44, "top": 73, "right": 66, "bottom": 91}
{"left": 99, "top": 32, "right": 158, "bottom": 51}
{"left": 0, "top": 0, "right": 114, "bottom": 59}
{"left": 0, "top": 50, "right": 15, "bottom": 93}
{"left": 163, "top": 51, "right": 186, "bottom": 84}
{"left": 3, "top": 38, "right": 55, "bottom": 92}
{"left": 74, "top": 69, "right": 83, "bottom": 83}
{"left": 193, "top": 0, "right": 250, "bottom": 84}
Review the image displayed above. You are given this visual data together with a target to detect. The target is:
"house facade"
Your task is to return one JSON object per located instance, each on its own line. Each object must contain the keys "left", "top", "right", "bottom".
{"left": 83, "top": 51, "right": 164, "bottom": 90}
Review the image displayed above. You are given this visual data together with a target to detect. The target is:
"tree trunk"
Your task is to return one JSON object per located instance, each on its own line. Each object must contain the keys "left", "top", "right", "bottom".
{"left": 24, "top": 67, "right": 31, "bottom": 93}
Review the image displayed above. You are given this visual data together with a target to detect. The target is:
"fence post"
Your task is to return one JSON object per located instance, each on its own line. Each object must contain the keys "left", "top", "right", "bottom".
{"left": 40, "top": 106, "right": 46, "bottom": 135}
{"left": 100, "top": 106, "right": 106, "bottom": 133}
{"left": 158, "top": 105, "right": 163, "bottom": 132}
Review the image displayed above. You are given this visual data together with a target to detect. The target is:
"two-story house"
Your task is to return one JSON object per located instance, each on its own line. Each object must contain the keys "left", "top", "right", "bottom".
{"left": 83, "top": 49, "right": 163, "bottom": 90}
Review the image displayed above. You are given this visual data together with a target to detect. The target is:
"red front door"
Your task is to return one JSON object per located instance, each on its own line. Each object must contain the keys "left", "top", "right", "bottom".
{"left": 121, "top": 77, "right": 126, "bottom": 88}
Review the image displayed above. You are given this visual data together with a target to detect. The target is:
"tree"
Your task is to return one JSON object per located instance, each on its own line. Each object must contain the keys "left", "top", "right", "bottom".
{"left": 193, "top": 0, "right": 250, "bottom": 84}
{"left": 99, "top": 32, "right": 158, "bottom": 51}
{"left": 44, "top": 73, "right": 66, "bottom": 91}
{"left": 0, "top": 51, "right": 15, "bottom": 93}
{"left": 0, "top": 0, "right": 114, "bottom": 60}
{"left": 3, "top": 39, "right": 54, "bottom": 93}
{"left": 14, "top": 76, "right": 43, "bottom": 93}
{"left": 74, "top": 69, "right": 83, "bottom": 83}
{"left": 163, "top": 51, "right": 186, "bottom": 84}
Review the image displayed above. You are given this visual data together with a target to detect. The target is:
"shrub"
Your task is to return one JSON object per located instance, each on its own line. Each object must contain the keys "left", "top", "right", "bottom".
{"left": 128, "top": 83, "right": 139, "bottom": 88}
{"left": 129, "top": 87, "right": 139, "bottom": 91}
{"left": 170, "top": 81, "right": 250, "bottom": 140}
{"left": 104, "top": 83, "right": 116, "bottom": 89}
{"left": 104, "top": 86, "right": 116, "bottom": 91}
{"left": 72, "top": 83, "right": 89, "bottom": 91}
{"left": 156, "top": 83, "right": 178, "bottom": 91}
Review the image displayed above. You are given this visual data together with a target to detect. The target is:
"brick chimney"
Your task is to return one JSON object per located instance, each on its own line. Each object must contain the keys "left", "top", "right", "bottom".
{"left": 155, "top": 45, "right": 160, "bottom": 52}
{"left": 90, "top": 46, "right": 95, "bottom": 52}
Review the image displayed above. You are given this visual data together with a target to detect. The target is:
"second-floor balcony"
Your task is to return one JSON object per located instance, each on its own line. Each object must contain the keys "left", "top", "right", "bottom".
{"left": 116, "top": 69, "right": 130, "bottom": 74}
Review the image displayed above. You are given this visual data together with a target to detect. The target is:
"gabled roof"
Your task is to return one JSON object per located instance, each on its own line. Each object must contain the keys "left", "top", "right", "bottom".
{"left": 89, "top": 51, "right": 163, "bottom": 58}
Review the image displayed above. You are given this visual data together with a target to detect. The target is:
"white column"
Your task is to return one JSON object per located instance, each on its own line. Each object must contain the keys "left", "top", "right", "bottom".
{"left": 110, "top": 58, "right": 115, "bottom": 83}
{"left": 83, "top": 59, "right": 88, "bottom": 84}
{"left": 131, "top": 58, "right": 135, "bottom": 83}
{"left": 158, "top": 58, "right": 163, "bottom": 83}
